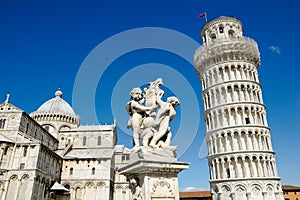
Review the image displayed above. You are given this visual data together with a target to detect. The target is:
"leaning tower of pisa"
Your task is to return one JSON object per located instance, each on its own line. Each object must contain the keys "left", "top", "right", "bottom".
{"left": 194, "top": 16, "right": 284, "bottom": 200}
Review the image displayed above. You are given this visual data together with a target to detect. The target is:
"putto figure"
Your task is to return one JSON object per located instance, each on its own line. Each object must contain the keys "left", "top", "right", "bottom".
{"left": 126, "top": 87, "right": 154, "bottom": 148}
{"left": 126, "top": 78, "right": 179, "bottom": 150}
{"left": 130, "top": 178, "right": 143, "bottom": 200}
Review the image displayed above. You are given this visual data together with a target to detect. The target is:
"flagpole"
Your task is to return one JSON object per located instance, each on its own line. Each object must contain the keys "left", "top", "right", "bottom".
{"left": 205, "top": 12, "right": 207, "bottom": 22}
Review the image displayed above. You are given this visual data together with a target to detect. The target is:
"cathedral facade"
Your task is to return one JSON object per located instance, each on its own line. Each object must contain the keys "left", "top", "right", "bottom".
{"left": 0, "top": 90, "right": 131, "bottom": 200}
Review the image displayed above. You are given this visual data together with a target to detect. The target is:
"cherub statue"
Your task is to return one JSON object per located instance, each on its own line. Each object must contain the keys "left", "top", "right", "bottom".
{"left": 149, "top": 96, "right": 180, "bottom": 148}
{"left": 131, "top": 178, "right": 143, "bottom": 200}
{"left": 126, "top": 78, "right": 180, "bottom": 150}
{"left": 126, "top": 88, "right": 154, "bottom": 148}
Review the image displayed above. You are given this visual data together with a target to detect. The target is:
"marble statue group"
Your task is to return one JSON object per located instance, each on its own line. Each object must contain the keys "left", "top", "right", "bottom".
{"left": 126, "top": 78, "right": 180, "bottom": 150}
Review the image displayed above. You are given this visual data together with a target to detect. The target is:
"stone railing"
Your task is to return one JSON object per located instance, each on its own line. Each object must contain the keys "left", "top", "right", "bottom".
{"left": 194, "top": 37, "right": 260, "bottom": 73}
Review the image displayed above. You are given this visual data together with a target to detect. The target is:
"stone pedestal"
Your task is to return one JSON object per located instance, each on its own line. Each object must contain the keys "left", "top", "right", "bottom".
{"left": 119, "top": 147, "right": 189, "bottom": 200}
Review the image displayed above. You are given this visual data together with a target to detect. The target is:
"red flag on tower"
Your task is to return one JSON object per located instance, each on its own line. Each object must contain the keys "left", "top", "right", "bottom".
{"left": 197, "top": 12, "right": 207, "bottom": 22}
{"left": 197, "top": 13, "right": 206, "bottom": 18}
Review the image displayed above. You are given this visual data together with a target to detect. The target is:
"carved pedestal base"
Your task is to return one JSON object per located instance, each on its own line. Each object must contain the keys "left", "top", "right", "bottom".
{"left": 119, "top": 148, "right": 189, "bottom": 200}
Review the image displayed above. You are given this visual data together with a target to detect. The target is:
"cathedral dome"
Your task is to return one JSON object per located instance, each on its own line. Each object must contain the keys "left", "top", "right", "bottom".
{"left": 37, "top": 89, "right": 76, "bottom": 115}
{"left": 30, "top": 89, "right": 80, "bottom": 138}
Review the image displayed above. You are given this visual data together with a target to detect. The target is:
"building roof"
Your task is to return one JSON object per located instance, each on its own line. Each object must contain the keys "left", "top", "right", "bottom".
{"left": 179, "top": 191, "right": 211, "bottom": 198}
{"left": 56, "top": 148, "right": 115, "bottom": 159}
{"left": 50, "top": 182, "right": 70, "bottom": 192}
{"left": 36, "top": 89, "right": 76, "bottom": 115}
{"left": 69, "top": 124, "right": 115, "bottom": 132}
{"left": 0, "top": 134, "right": 13, "bottom": 143}
{"left": 282, "top": 185, "right": 300, "bottom": 191}
{"left": 115, "top": 145, "right": 131, "bottom": 154}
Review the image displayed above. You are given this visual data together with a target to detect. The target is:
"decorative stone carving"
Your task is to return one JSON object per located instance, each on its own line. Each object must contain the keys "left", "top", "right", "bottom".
{"left": 126, "top": 78, "right": 179, "bottom": 150}
{"left": 130, "top": 178, "right": 143, "bottom": 200}
{"left": 151, "top": 178, "right": 174, "bottom": 198}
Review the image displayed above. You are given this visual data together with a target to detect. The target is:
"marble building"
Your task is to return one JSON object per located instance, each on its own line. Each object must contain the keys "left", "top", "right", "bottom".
{"left": 0, "top": 89, "right": 131, "bottom": 200}
{"left": 194, "top": 16, "right": 284, "bottom": 200}
{"left": 0, "top": 95, "right": 62, "bottom": 200}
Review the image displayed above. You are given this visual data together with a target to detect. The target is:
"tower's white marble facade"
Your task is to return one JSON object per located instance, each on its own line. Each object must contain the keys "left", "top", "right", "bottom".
{"left": 194, "top": 16, "right": 284, "bottom": 200}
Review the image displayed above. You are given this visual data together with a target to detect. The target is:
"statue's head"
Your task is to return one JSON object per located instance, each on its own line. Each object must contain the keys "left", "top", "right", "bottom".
{"left": 130, "top": 178, "right": 138, "bottom": 186}
{"left": 130, "top": 88, "right": 142, "bottom": 100}
{"left": 167, "top": 96, "right": 180, "bottom": 107}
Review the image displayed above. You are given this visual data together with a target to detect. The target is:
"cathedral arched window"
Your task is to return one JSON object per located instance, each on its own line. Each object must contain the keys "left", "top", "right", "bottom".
{"left": 97, "top": 136, "right": 101, "bottom": 146}
{"left": 92, "top": 167, "right": 95, "bottom": 175}
{"left": 82, "top": 136, "right": 87, "bottom": 146}
{"left": 70, "top": 168, "right": 73, "bottom": 175}
{"left": 3, "top": 146, "right": 9, "bottom": 155}
{"left": 75, "top": 187, "right": 81, "bottom": 199}
{"left": 0, "top": 119, "right": 6, "bottom": 129}
{"left": 25, "top": 122, "right": 29, "bottom": 133}
{"left": 23, "top": 146, "right": 28, "bottom": 157}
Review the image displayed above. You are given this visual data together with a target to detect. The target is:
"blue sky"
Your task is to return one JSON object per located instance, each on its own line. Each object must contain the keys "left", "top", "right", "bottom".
{"left": 0, "top": 0, "right": 299, "bottom": 190}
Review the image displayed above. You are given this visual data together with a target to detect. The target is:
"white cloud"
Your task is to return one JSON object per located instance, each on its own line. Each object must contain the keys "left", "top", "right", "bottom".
{"left": 269, "top": 45, "right": 281, "bottom": 54}
{"left": 181, "top": 186, "right": 209, "bottom": 192}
